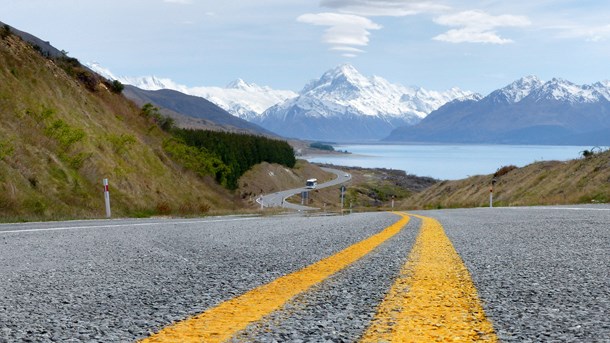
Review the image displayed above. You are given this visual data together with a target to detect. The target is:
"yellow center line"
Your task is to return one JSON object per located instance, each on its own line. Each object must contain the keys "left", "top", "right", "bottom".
{"left": 360, "top": 214, "right": 497, "bottom": 343}
{"left": 141, "top": 212, "right": 410, "bottom": 343}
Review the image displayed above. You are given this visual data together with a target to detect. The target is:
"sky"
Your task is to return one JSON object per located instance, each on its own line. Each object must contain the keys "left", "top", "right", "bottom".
{"left": 2, "top": 0, "right": 610, "bottom": 94}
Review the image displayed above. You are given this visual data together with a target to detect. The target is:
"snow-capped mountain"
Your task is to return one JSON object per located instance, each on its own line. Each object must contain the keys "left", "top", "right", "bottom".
{"left": 487, "top": 75, "right": 544, "bottom": 104}
{"left": 188, "top": 80, "right": 297, "bottom": 121}
{"left": 86, "top": 62, "right": 297, "bottom": 121}
{"left": 386, "top": 76, "right": 610, "bottom": 145}
{"left": 527, "top": 78, "right": 610, "bottom": 104}
{"left": 255, "top": 64, "right": 475, "bottom": 141}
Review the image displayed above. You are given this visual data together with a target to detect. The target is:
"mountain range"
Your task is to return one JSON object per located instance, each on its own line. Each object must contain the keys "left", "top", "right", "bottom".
{"left": 95, "top": 63, "right": 474, "bottom": 141}
{"left": 255, "top": 65, "right": 474, "bottom": 141}
{"left": 91, "top": 60, "right": 610, "bottom": 145}
{"left": 385, "top": 76, "right": 610, "bottom": 145}
{"left": 87, "top": 62, "right": 297, "bottom": 122}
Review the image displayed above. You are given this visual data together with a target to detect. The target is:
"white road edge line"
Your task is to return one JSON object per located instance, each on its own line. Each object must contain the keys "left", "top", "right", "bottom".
{"left": 0, "top": 217, "right": 259, "bottom": 234}
{"left": 498, "top": 207, "right": 610, "bottom": 211}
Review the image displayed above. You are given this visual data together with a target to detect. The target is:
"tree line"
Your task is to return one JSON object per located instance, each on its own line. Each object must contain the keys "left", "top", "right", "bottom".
{"left": 171, "top": 128, "right": 296, "bottom": 189}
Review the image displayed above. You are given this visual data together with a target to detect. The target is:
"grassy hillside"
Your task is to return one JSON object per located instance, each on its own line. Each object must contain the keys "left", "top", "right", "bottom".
{"left": 403, "top": 149, "right": 610, "bottom": 209}
{"left": 0, "top": 29, "right": 240, "bottom": 221}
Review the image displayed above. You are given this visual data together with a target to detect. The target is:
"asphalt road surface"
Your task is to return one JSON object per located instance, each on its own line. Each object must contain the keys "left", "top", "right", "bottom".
{"left": 258, "top": 167, "right": 351, "bottom": 210}
{"left": 1, "top": 205, "right": 609, "bottom": 342}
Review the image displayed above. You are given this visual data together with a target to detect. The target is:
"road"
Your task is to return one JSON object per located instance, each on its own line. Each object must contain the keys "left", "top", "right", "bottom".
{"left": 257, "top": 167, "right": 350, "bottom": 210}
{"left": 1, "top": 205, "right": 609, "bottom": 342}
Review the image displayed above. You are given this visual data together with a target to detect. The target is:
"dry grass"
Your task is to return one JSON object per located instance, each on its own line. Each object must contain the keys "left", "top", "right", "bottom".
{"left": 0, "top": 34, "right": 237, "bottom": 222}
{"left": 402, "top": 150, "right": 610, "bottom": 209}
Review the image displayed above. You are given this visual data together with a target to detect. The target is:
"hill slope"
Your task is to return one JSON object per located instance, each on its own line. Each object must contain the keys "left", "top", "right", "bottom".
{"left": 123, "top": 85, "right": 275, "bottom": 135}
{"left": 403, "top": 149, "right": 610, "bottom": 209}
{"left": 0, "top": 26, "right": 239, "bottom": 221}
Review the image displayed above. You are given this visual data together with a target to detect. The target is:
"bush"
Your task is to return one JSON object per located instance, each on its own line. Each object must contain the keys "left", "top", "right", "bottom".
{"left": 162, "top": 138, "right": 231, "bottom": 186}
{"left": 0, "top": 140, "right": 14, "bottom": 160}
{"left": 108, "top": 134, "right": 136, "bottom": 154}
{"left": 45, "top": 119, "right": 85, "bottom": 150}
{"left": 494, "top": 165, "right": 517, "bottom": 178}
{"left": 110, "top": 80, "right": 124, "bottom": 94}
{"left": 1, "top": 24, "right": 11, "bottom": 39}
{"left": 140, "top": 103, "right": 174, "bottom": 132}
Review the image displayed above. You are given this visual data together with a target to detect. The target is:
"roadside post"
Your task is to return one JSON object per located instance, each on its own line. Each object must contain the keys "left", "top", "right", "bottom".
{"left": 340, "top": 185, "right": 346, "bottom": 211}
{"left": 391, "top": 195, "right": 395, "bottom": 209}
{"left": 103, "top": 178, "right": 111, "bottom": 218}
{"left": 490, "top": 177, "right": 497, "bottom": 208}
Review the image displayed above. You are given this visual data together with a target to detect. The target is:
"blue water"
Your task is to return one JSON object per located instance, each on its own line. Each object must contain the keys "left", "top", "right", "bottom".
{"left": 304, "top": 144, "right": 598, "bottom": 180}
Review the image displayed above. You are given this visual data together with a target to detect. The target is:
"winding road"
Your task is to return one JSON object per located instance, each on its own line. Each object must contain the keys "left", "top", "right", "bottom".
{"left": 257, "top": 167, "right": 351, "bottom": 210}
{"left": 1, "top": 205, "right": 609, "bottom": 342}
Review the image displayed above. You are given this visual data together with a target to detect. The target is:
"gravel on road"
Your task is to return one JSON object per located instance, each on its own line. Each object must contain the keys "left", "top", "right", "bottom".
{"left": 0, "top": 213, "right": 400, "bottom": 342}
{"left": 418, "top": 206, "right": 610, "bottom": 342}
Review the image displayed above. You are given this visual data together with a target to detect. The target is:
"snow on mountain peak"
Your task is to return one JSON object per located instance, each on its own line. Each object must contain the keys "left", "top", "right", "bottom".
{"left": 226, "top": 78, "right": 260, "bottom": 91}
{"left": 268, "top": 64, "right": 474, "bottom": 121}
{"left": 86, "top": 62, "right": 297, "bottom": 121}
{"left": 493, "top": 75, "right": 544, "bottom": 103}
{"left": 532, "top": 78, "right": 603, "bottom": 103}
{"left": 488, "top": 75, "right": 610, "bottom": 104}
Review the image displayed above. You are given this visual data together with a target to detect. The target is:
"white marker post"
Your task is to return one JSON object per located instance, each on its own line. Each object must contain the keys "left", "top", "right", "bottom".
{"left": 490, "top": 178, "right": 497, "bottom": 208}
{"left": 489, "top": 187, "right": 493, "bottom": 208}
{"left": 103, "top": 178, "right": 111, "bottom": 218}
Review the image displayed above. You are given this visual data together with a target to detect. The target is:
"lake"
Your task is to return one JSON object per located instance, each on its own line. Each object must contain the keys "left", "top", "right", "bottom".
{"left": 303, "top": 144, "right": 599, "bottom": 180}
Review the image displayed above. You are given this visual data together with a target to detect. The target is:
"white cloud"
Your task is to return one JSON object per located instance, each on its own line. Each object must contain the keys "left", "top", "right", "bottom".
{"left": 320, "top": 0, "right": 449, "bottom": 17}
{"left": 433, "top": 10, "right": 531, "bottom": 44}
{"left": 558, "top": 24, "right": 610, "bottom": 42}
{"left": 298, "top": 13, "right": 381, "bottom": 55}
{"left": 331, "top": 46, "right": 366, "bottom": 53}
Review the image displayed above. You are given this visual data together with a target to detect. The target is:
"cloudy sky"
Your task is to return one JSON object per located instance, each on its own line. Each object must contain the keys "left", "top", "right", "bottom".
{"left": 2, "top": 0, "right": 610, "bottom": 94}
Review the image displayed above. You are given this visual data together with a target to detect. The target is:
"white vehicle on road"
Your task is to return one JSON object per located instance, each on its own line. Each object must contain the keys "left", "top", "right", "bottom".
{"left": 305, "top": 178, "right": 318, "bottom": 189}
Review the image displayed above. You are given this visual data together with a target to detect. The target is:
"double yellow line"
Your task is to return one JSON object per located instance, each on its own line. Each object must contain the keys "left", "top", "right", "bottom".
{"left": 141, "top": 213, "right": 497, "bottom": 342}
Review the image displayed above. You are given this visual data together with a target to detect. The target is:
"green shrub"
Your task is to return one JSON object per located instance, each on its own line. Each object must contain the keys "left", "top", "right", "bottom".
{"left": 162, "top": 138, "right": 230, "bottom": 186}
{"left": 110, "top": 80, "right": 124, "bottom": 94}
{"left": 140, "top": 103, "right": 174, "bottom": 132}
{"left": 1, "top": 25, "right": 11, "bottom": 39}
{"left": 44, "top": 119, "right": 85, "bottom": 150}
{"left": 0, "top": 140, "right": 14, "bottom": 160}
{"left": 108, "top": 134, "right": 136, "bottom": 154}
{"left": 68, "top": 152, "right": 92, "bottom": 170}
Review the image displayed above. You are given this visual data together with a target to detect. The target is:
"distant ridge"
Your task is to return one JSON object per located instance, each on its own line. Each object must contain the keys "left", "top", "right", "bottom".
{"left": 0, "top": 20, "right": 64, "bottom": 58}
{"left": 123, "top": 85, "right": 276, "bottom": 136}
{"left": 385, "top": 76, "right": 610, "bottom": 145}
{"left": 87, "top": 62, "right": 297, "bottom": 122}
